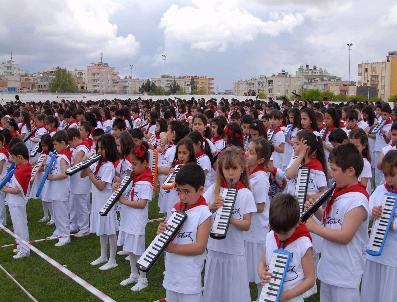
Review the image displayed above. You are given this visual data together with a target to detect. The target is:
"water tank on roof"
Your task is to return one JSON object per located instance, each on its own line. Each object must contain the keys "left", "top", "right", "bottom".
{"left": 388, "top": 51, "right": 397, "bottom": 56}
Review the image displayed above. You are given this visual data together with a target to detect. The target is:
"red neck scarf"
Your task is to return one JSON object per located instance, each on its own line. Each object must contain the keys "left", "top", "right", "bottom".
{"left": 302, "top": 158, "right": 324, "bottom": 172}
{"left": 347, "top": 124, "right": 358, "bottom": 130}
{"left": 274, "top": 223, "right": 312, "bottom": 248}
{"left": 196, "top": 149, "right": 205, "bottom": 159}
{"left": 174, "top": 195, "right": 207, "bottom": 211}
{"left": 83, "top": 138, "right": 93, "bottom": 149}
{"left": 11, "top": 130, "right": 17, "bottom": 138}
{"left": 94, "top": 159, "right": 105, "bottom": 176}
{"left": 212, "top": 135, "right": 224, "bottom": 143}
{"left": 78, "top": 140, "right": 91, "bottom": 150}
{"left": 326, "top": 125, "right": 336, "bottom": 132}
{"left": 58, "top": 148, "right": 72, "bottom": 162}
{"left": 249, "top": 165, "right": 265, "bottom": 175}
{"left": 131, "top": 168, "right": 153, "bottom": 198}
{"left": 385, "top": 119, "right": 393, "bottom": 125}
{"left": 322, "top": 182, "right": 369, "bottom": 224}
{"left": 385, "top": 184, "right": 397, "bottom": 194}
{"left": 50, "top": 128, "right": 57, "bottom": 134}
{"left": 0, "top": 147, "right": 9, "bottom": 159}
{"left": 14, "top": 162, "right": 32, "bottom": 196}
{"left": 273, "top": 126, "right": 282, "bottom": 134}
{"left": 220, "top": 179, "right": 246, "bottom": 190}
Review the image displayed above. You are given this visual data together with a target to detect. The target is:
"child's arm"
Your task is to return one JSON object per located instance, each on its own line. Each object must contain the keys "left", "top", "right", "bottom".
{"left": 258, "top": 252, "right": 270, "bottom": 285}
{"left": 74, "top": 150, "right": 85, "bottom": 164}
{"left": 273, "top": 142, "right": 284, "bottom": 153}
{"left": 1, "top": 185, "right": 21, "bottom": 194}
{"left": 118, "top": 195, "right": 148, "bottom": 209}
{"left": 0, "top": 159, "right": 4, "bottom": 175}
{"left": 280, "top": 247, "right": 315, "bottom": 301}
{"left": 256, "top": 203, "right": 265, "bottom": 213}
{"left": 47, "top": 158, "right": 68, "bottom": 181}
{"left": 230, "top": 213, "right": 252, "bottom": 231}
{"left": 377, "top": 152, "right": 385, "bottom": 170}
{"left": 166, "top": 217, "right": 211, "bottom": 256}
{"left": 306, "top": 206, "right": 367, "bottom": 244}
{"left": 285, "top": 154, "right": 304, "bottom": 180}
{"left": 157, "top": 166, "right": 170, "bottom": 175}
{"left": 85, "top": 168, "right": 106, "bottom": 191}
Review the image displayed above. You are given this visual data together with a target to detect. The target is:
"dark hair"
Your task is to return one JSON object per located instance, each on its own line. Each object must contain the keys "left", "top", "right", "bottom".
{"left": 188, "top": 131, "right": 213, "bottom": 163}
{"left": 269, "top": 109, "right": 284, "bottom": 120}
{"left": 175, "top": 163, "right": 205, "bottom": 190}
{"left": 52, "top": 130, "right": 68, "bottom": 144}
{"left": 325, "top": 107, "right": 340, "bottom": 128}
{"left": 346, "top": 109, "right": 359, "bottom": 121}
{"left": 249, "top": 119, "right": 265, "bottom": 137}
{"left": 241, "top": 114, "right": 254, "bottom": 125}
{"left": 381, "top": 102, "right": 392, "bottom": 114}
{"left": 99, "top": 134, "right": 119, "bottom": 162}
{"left": 156, "top": 118, "right": 168, "bottom": 133}
{"left": 329, "top": 143, "right": 363, "bottom": 177}
{"left": 0, "top": 129, "right": 12, "bottom": 146}
{"left": 130, "top": 128, "right": 144, "bottom": 139}
{"left": 230, "top": 111, "right": 241, "bottom": 121}
{"left": 391, "top": 122, "right": 397, "bottom": 132}
{"left": 362, "top": 106, "right": 375, "bottom": 127}
{"left": 44, "top": 115, "right": 58, "bottom": 129}
{"left": 251, "top": 137, "right": 273, "bottom": 164}
{"left": 192, "top": 113, "right": 211, "bottom": 139}
{"left": 349, "top": 128, "right": 370, "bottom": 161}
{"left": 301, "top": 108, "right": 319, "bottom": 131}
{"left": 119, "top": 131, "right": 134, "bottom": 158}
{"left": 21, "top": 111, "right": 31, "bottom": 132}
{"left": 211, "top": 116, "right": 227, "bottom": 136}
{"left": 40, "top": 134, "right": 54, "bottom": 153}
{"left": 328, "top": 128, "right": 348, "bottom": 144}
{"left": 112, "top": 117, "right": 127, "bottom": 131}
{"left": 131, "top": 141, "right": 149, "bottom": 163}
{"left": 93, "top": 128, "right": 105, "bottom": 138}
{"left": 84, "top": 112, "right": 97, "bottom": 129}
{"left": 287, "top": 108, "right": 302, "bottom": 129}
{"left": 67, "top": 127, "right": 80, "bottom": 140}
{"left": 170, "top": 120, "right": 190, "bottom": 144}
{"left": 174, "top": 137, "right": 196, "bottom": 165}
{"left": 10, "top": 142, "right": 29, "bottom": 160}
{"left": 7, "top": 118, "right": 19, "bottom": 132}
{"left": 80, "top": 121, "right": 92, "bottom": 135}
{"left": 269, "top": 193, "right": 300, "bottom": 233}
{"left": 0, "top": 133, "right": 4, "bottom": 146}
{"left": 224, "top": 122, "right": 243, "bottom": 148}
{"left": 381, "top": 150, "right": 397, "bottom": 176}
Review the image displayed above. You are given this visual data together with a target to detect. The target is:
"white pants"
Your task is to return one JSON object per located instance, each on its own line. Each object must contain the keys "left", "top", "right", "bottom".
{"left": 0, "top": 192, "right": 6, "bottom": 225}
{"left": 51, "top": 200, "right": 70, "bottom": 238}
{"left": 69, "top": 193, "right": 90, "bottom": 233}
{"left": 166, "top": 290, "right": 202, "bottom": 302}
{"left": 8, "top": 203, "right": 29, "bottom": 253}
{"left": 320, "top": 282, "right": 359, "bottom": 302}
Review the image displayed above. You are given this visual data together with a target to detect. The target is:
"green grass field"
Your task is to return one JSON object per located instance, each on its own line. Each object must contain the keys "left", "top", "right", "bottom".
{"left": 0, "top": 198, "right": 320, "bottom": 302}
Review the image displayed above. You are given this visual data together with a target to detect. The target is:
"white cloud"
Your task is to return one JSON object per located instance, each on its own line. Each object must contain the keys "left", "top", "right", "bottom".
{"left": 160, "top": 0, "right": 304, "bottom": 51}
{"left": 0, "top": 0, "right": 139, "bottom": 61}
{"left": 380, "top": 5, "right": 397, "bottom": 27}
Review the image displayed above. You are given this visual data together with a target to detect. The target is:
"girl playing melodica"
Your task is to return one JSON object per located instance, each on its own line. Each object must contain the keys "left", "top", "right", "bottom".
{"left": 203, "top": 146, "right": 257, "bottom": 302}
{"left": 117, "top": 142, "right": 153, "bottom": 292}
{"left": 349, "top": 128, "right": 372, "bottom": 194}
{"left": 115, "top": 131, "right": 133, "bottom": 179}
{"left": 283, "top": 108, "right": 301, "bottom": 171}
{"left": 188, "top": 131, "right": 213, "bottom": 191}
{"left": 157, "top": 120, "right": 189, "bottom": 218}
{"left": 81, "top": 134, "right": 119, "bottom": 271}
{"left": 361, "top": 150, "right": 397, "bottom": 302}
{"left": 244, "top": 137, "right": 273, "bottom": 299}
{"left": 32, "top": 134, "right": 54, "bottom": 225}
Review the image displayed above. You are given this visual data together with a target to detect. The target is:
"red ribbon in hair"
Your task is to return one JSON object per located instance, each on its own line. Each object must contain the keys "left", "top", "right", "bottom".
{"left": 274, "top": 223, "right": 312, "bottom": 248}
{"left": 134, "top": 144, "right": 147, "bottom": 159}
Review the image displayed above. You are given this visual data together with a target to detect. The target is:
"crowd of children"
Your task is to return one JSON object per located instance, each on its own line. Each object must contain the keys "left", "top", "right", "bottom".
{"left": 0, "top": 96, "right": 396, "bottom": 302}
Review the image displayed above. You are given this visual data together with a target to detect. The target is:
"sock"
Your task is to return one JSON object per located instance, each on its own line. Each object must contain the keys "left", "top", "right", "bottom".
{"left": 108, "top": 234, "right": 117, "bottom": 263}
{"left": 129, "top": 254, "right": 139, "bottom": 276}
{"left": 99, "top": 235, "right": 108, "bottom": 259}
{"left": 257, "top": 283, "right": 263, "bottom": 299}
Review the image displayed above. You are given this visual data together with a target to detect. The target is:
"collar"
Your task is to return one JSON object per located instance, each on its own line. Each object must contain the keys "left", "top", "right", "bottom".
{"left": 174, "top": 195, "right": 207, "bottom": 211}
{"left": 58, "top": 148, "right": 72, "bottom": 162}
{"left": 249, "top": 165, "right": 265, "bottom": 175}
{"left": 133, "top": 167, "right": 153, "bottom": 184}
{"left": 274, "top": 223, "right": 312, "bottom": 248}
{"left": 220, "top": 179, "right": 246, "bottom": 190}
{"left": 196, "top": 149, "right": 205, "bottom": 158}
{"left": 302, "top": 158, "right": 324, "bottom": 172}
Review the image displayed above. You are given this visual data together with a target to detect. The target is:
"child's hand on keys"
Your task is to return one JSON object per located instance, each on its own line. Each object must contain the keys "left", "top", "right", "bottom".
{"left": 112, "top": 181, "right": 121, "bottom": 191}
{"left": 259, "top": 265, "right": 272, "bottom": 285}
{"left": 157, "top": 221, "right": 167, "bottom": 235}
{"left": 210, "top": 196, "right": 224, "bottom": 212}
{"left": 304, "top": 195, "right": 316, "bottom": 210}
{"left": 372, "top": 205, "right": 382, "bottom": 220}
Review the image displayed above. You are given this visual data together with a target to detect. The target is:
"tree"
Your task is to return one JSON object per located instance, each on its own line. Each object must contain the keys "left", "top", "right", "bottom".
{"left": 334, "top": 94, "right": 348, "bottom": 102}
{"left": 301, "top": 89, "right": 322, "bottom": 102}
{"left": 349, "top": 95, "right": 366, "bottom": 103}
{"left": 168, "top": 79, "right": 181, "bottom": 94}
{"left": 190, "top": 77, "right": 198, "bottom": 94}
{"left": 389, "top": 95, "right": 397, "bottom": 102}
{"left": 321, "top": 91, "right": 335, "bottom": 102}
{"left": 49, "top": 67, "right": 78, "bottom": 93}
{"left": 257, "top": 91, "right": 267, "bottom": 99}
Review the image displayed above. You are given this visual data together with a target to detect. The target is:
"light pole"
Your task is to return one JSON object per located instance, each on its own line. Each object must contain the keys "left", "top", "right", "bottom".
{"left": 129, "top": 64, "right": 133, "bottom": 79}
{"left": 347, "top": 43, "right": 353, "bottom": 82}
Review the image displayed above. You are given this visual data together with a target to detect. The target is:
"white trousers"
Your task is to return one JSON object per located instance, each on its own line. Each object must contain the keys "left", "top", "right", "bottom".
{"left": 320, "top": 282, "right": 359, "bottom": 302}
{"left": 0, "top": 192, "right": 6, "bottom": 225}
{"left": 8, "top": 203, "right": 29, "bottom": 253}
{"left": 166, "top": 290, "right": 202, "bottom": 302}
{"left": 69, "top": 193, "right": 90, "bottom": 233}
{"left": 51, "top": 200, "right": 70, "bottom": 238}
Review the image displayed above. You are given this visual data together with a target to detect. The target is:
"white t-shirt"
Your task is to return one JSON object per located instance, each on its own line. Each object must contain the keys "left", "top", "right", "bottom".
{"left": 366, "top": 184, "right": 397, "bottom": 267}
{"left": 116, "top": 157, "right": 133, "bottom": 179}
{"left": 246, "top": 170, "right": 270, "bottom": 243}
{"left": 212, "top": 138, "right": 225, "bottom": 155}
{"left": 358, "top": 158, "right": 372, "bottom": 194}
{"left": 119, "top": 180, "right": 152, "bottom": 235}
{"left": 204, "top": 184, "right": 257, "bottom": 255}
{"left": 70, "top": 145, "right": 91, "bottom": 194}
{"left": 102, "top": 119, "right": 113, "bottom": 133}
{"left": 357, "top": 120, "right": 369, "bottom": 130}
{"left": 270, "top": 131, "right": 285, "bottom": 169}
{"left": 46, "top": 154, "right": 71, "bottom": 201}
{"left": 285, "top": 162, "right": 327, "bottom": 196}
{"left": 375, "top": 123, "right": 392, "bottom": 151}
{"left": 163, "top": 204, "right": 212, "bottom": 294}
{"left": 317, "top": 191, "right": 369, "bottom": 289}
{"left": 266, "top": 231, "right": 312, "bottom": 302}
{"left": 283, "top": 127, "right": 298, "bottom": 169}
{"left": 381, "top": 144, "right": 396, "bottom": 157}
{"left": 31, "top": 127, "right": 47, "bottom": 143}
{"left": 5, "top": 173, "right": 29, "bottom": 205}
{"left": 90, "top": 161, "right": 115, "bottom": 207}
{"left": 0, "top": 152, "right": 8, "bottom": 179}
{"left": 196, "top": 153, "right": 212, "bottom": 191}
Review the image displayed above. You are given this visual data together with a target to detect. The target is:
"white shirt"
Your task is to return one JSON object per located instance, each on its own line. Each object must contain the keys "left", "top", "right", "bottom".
{"left": 204, "top": 184, "right": 257, "bottom": 255}
{"left": 358, "top": 158, "right": 372, "bottom": 194}
{"left": 270, "top": 131, "right": 285, "bottom": 169}
{"left": 366, "top": 184, "right": 397, "bottom": 267}
{"left": 375, "top": 123, "right": 392, "bottom": 151}
{"left": 318, "top": 191, "right": 369, "bottom": 288}
{"left": 163, "top": 204, "right": 212, "bottom": 294}
{"left": 70, "top": 145, "right": 91, "bottom": 194}
{"left": 46, "top": 153, "right": 71, "bottom": 201}
{"left": 90, "top": 161, "right": 115, "bottom": 207}
{"left": 196, "top": 153, "right": 212, "bottom": 191}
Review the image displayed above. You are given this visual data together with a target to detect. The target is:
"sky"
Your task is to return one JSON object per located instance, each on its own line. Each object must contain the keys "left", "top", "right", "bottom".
{"left": 0, "top": 0, "right": 396, "bottom": 90}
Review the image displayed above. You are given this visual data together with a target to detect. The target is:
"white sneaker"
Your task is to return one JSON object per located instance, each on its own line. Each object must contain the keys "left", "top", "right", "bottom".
{"left": 120, "top": 274, "right": 138, "bottom": 286}
{"left": 125, "top": 255, "right": 131, "bottom": 261}
{"left": 99, "top": 261, "right": 118, "bottom": 271}
{"left": 47, "top": 234, "right": 59, "bottom": 240}
{"left": 117, "top": 250, "right": 129, "bottom": 256}
{"left": 73, "top": 231, "right": 89, "bottom": 238}
{"left": 13, "top": 252, "right": 30, "bottom": 259}
{"left": 131, "top": 278, "right": 148, "bottom": 292}
{"left": 55, "top": 237, "right": 70, "bottom": 247}
{"left": 47, "top": 220, "right": 54, "bottom": 226}
{"left": 13, "top": 248, "right": 18, "bottom": 253}
{"left": 90, "top": 257, "right": 108, "bottom": 266}
{"left": 38, "top": 217, "right": 49, "bottom": 223}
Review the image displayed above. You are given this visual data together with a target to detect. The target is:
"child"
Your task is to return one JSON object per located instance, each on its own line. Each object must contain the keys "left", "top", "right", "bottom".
{"left": 249, "top": 119, "right": 265, "bottom": 141}
{"left": 342, "top": 109, "right": 359, "bottom": 137}
{"left": 188, "top": 131, "right": 212, "bottom": 191}
{"left": 376, "top": 122, "right": 397, "bottom": 171}
{"left": 322, "top": 107, "right": 340, "bottom": 163}
{"left": 192, "top": 113, "right": 216, "bottom": 156}
{"left": 0, "top": 133, "right": 9, "bottom": 226}
{"left": 361, "top": 150, "right": 397, "bottom": 302}
{"left": 45, "top": 131, "right": 72, "bottom": 247}
{"left": 349, "top": 128, "right": 372, "bottom": 194}
{"left": 244, "top": 138, "right": 272, "bottom": 298}
{"left": 328, "top": 128, "right": 349, "bottom": 148}
{"left": 2, "top": 142, "right": 32, "bottom": 259}
{"left": 203, "top": 146, "right": 257, "bottom": 302}
{"left": 79, "top": 121, "right": 93, "bottom": 150}
{"left": 223, "top": 122, "right": 244, "bottom": 149}
{"left": 44, "top": 116, "right": 59, "bottom": 137}
{"left": 29, "top": 114, "right": 47, "bottom": 162}
{"left": 283, "top": 108, "right": 301, "bottom": 171}
{"left": 117, "top": 142, "right": 153, "bottom": 291}
{"left": 300, "top": 108, "right": 319, "bottom": 133}
{"left": 258, "top": 193, "right": 315, "bottom": 302}
{"left": 268, "top": 110, "right": 285, "bottom": 169}
{"left": 305, "top": 143, "right": 369, "bottom": 302}
{"left": 67, "top": 128, "right": 91, "bottom": 237}
{"left": 115, "top": 131, "right": 133, "bottom": 179}
{"left": 112, "top": 118, "right": 127, "bottom": 140}
{"left": 158, "top": 164, "right": 211, "bottom": 302}
{"left": 241, "top": 115, "right": 253, "bottom": 150}
{"left": 81, "top": 134, "right": 119, "bottom": 271}
{"left": 210, "top": 116, "right": 227, "bottom": 154}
